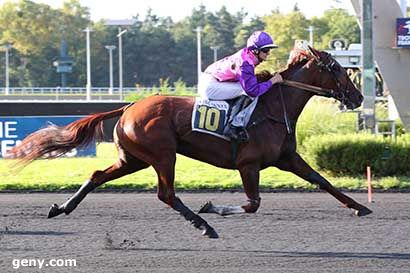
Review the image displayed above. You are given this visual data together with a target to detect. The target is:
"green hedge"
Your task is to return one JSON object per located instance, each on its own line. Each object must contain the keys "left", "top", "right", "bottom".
{"left": 302, "top": 133, "right": 410, "bottom": 176}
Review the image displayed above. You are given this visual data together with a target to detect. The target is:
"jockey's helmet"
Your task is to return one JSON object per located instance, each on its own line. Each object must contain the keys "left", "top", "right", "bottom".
{"left": 246, "top": 31, "right": 278, "bottom": 51}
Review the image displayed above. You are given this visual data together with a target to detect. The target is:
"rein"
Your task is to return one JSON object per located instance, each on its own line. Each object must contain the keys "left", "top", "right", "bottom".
{"left": 281, "top": 79, "right": 333, "bottom": 97}
{"left": 278, "top": 84, "right": 292, "bottom": 134}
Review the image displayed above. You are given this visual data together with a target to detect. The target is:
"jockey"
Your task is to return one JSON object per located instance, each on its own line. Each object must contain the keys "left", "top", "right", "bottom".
{"left": 198, "top": 31, "right": 283, "bottom": 141}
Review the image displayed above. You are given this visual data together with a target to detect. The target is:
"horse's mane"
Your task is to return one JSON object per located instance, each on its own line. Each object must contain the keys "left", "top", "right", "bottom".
{"left": 256, "top": 47, "right": 312, "bottom": 83}
{"left": 287, "top": 48, "right": 311, "bottom": 67}
{"left": 255, "top": 70, "right": 273, "bottom": 82}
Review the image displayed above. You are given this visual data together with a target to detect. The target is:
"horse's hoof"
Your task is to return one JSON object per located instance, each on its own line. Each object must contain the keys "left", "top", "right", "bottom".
{"left": 202, "top": 226, "right": 219, "bottom": 239}
{"left": 354, "top": 207, "right": 373, "bottom": 217}
{"left": 47, "top": 204, "right": 64, "bottom": 218}
{"left": 198, "top": 201, "right": 214, "bottom": 214}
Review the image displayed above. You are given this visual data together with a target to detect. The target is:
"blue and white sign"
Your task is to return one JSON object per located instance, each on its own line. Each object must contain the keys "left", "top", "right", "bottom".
{"left": 396, "top": 18, "right": 410, "bottom": 48}
{"left": 0, "top": 116, "right": 96, "bottom": 158}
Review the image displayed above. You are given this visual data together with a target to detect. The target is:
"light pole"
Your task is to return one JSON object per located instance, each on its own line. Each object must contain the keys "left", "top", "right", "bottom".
{"left": 195, "top": 26, "right": 202, "bottom": 87}
{"left": 307, "top": 26, "right": 314, "bottom": 47}
{"left": 210, "top": 46, "right": 219, "bottom": 62}
{"left": 84, "top": 27, "right": 92, "bottom": 101}
{"left": 104, "top": 19, "right": 136, "bottom": 101}
{"left": 400, "top": 0, "right": 407, "bottom": 16}
{"left": 2, "top": 43, "right": 12, "bottom": 95}
{"left": 117, "top": 28, "right": 127, "bottom": 101}
{"left": 361, "top": 0, "right": 376, "bottom": 130}
{"left": 105, "top": 45, "right": 116, "bottom": 95}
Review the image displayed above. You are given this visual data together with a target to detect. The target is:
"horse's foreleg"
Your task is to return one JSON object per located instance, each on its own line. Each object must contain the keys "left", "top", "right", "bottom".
{"left": 199, "top": 164, "right": 261, "bottom": 216}
{"left": 48, "top": 157, "right": 149, "bottom": 218}
{"left": 277, "top": 153, "right": 372, "bottom": 217}
{"left": 154, "top": 159, "right": 218, "bottom": 238}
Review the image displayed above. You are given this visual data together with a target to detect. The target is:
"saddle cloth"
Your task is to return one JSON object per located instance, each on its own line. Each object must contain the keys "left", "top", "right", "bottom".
{"left": 191, "top": 97, "right": 258, "bottom": 140}
{"left": 191, "top": 98, "right": 230, "bottom": 139}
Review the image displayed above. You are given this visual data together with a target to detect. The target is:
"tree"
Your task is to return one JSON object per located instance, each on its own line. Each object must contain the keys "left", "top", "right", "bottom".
{"left": 313, "top": 9, "right": 360, "bottom": 50}
{"left": 0, "top": 0, "right": 91, "bottom": 87}
{"left": 234, "top": 16, "right": 265, "bottom": 49}
{"left": 261, "top": 10, "right": 309, "bottom": 71}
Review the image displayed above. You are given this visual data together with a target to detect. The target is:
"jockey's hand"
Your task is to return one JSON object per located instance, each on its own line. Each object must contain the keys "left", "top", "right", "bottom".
{"left": 270, "top": 73, "right": 283, "bottom": 85}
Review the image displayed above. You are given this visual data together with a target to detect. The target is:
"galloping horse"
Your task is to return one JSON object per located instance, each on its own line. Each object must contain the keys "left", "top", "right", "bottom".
{"left": 7, "top": 46, "right": 372, "bottom": 239}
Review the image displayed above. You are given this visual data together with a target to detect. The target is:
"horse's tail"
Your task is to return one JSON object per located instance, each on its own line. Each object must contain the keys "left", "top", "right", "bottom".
{"left": 5, "top": 103, "right": 131, "bottom": 165}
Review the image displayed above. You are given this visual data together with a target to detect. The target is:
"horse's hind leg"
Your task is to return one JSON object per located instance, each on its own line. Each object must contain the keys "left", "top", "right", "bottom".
{"left": 48, "top": 152, "right": 149, "bottom": 218}
{"left": 153, "top": 156, "right": 219, "bottom": 238}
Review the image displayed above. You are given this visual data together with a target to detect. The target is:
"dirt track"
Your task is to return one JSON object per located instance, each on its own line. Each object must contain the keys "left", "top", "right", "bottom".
{"left": 1, "top": 192, "right": 410, "bottom": 273}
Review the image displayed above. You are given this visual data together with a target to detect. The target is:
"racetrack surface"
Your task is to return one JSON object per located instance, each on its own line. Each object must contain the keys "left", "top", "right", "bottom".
{"left": 0, "top": 192, "right": 409, "bottom": 273}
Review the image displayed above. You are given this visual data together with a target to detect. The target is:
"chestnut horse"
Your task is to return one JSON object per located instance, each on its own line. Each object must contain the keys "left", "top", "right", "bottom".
{"left": 7, "top": 47, "right": 372, "bottom": 239}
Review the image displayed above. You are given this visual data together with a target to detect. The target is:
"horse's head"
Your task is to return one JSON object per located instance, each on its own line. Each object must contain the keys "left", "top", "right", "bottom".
{"left": 287, "top": 45, "right": 364, "bottom": 110}
{"left": 308, "top": 47, "right": 363, "bottom": 109}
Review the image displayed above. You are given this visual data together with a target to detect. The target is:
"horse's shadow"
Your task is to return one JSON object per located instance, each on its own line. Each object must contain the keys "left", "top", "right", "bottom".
{"left": 0, "top": 230, "right": 75, "bottom": 236}
{"left": 111, "top": 246, "right": 410, "bottom": 260}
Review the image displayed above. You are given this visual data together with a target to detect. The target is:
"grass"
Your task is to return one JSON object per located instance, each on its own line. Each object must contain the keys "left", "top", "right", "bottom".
{"left": 1, "top": 143, "right": 410, "bottom": 192}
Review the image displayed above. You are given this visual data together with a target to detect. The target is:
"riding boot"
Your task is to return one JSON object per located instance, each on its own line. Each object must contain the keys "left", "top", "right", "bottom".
{"left": 223, "top": 96, "right": 245, "bottom": 135}
{"left": 223, "top": 96, "right": 251, "bottom": 142}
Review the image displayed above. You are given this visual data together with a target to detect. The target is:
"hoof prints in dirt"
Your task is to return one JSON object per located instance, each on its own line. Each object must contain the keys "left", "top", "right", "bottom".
{"left": 104, "top": 232, "right": 115, "bottom": 249}
{"left": 0, "top": 223, "right": 15, "bottom": 238}
{"left": 104, "top": 232, "right": 138, "bottom": 250}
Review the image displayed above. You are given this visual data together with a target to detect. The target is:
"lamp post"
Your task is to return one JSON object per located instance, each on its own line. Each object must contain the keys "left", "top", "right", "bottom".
{"left": 195, "top": 26, "right": 202, "bottom": 86}
{"left": 84, "top": 27, "right": 92, "bottom": 101}
{"left": 361, "top": 0, "right": 376, "bottom": 130}
{"left": 400, "top": 0, "right": 407, "bottom": 16}
{"left": 210, "top": 46, "right": 219, "bottom": 62}
{"left": 307, "top": 26, "right": 314, "bottom": 47}
{"left": 117, "top": 28, "right": 127, "bottom": 101}
{"left": 104, "top": 19, "right": 136, "bottom": 101}
{"left": 105, "top": 45, "right": 116, "bottom": 95}
{"left": 2, "top": 43, "right": 12, "bottom": 95}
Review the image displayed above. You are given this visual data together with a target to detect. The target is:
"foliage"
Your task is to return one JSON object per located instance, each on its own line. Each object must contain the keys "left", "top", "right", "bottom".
{"left": 261, "top": 11, "right": 309, "bottom": 71}
{"left": 296, "top": 97, "right": 358, "bottom": 146}
{"left": 0, "top": 0, "right": 91, "bottom": 87}
{"left": 302, "top": 133, "right": 410, "bottom": 177}
{"left": 313, "top": 9, "right": 360, "bottom": 50}
{"left": 173, "top": 78, "right": 187, "bottom": 93}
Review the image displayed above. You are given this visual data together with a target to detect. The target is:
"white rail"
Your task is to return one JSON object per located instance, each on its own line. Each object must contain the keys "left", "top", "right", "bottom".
{"left": 0, "top": 87, "right": 197, "bottom": 101}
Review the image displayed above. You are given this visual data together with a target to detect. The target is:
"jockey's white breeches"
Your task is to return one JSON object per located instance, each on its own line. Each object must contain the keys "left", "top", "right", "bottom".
{"left": 197, "top": 73, "right": 258, "bottom": 128}
{"left": 198, "top": 73, "right": 246, "bottom": 100}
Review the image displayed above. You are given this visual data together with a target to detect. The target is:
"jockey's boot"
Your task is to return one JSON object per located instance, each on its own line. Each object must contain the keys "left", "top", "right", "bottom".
{"left": 223, "top": 96, "right": 251, "bottom": 142}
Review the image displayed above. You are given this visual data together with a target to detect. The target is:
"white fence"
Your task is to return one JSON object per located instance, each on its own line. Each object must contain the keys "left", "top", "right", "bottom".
{"left": 0, "top": 87, "right": 197, "bottom": 101}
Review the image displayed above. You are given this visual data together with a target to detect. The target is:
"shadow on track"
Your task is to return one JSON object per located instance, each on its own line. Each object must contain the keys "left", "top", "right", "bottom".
{"left": 0, "top": 230, "right": 75, "bottom": 236}
{"left": 109, "top": 246, "right": 410, "bottom": 260}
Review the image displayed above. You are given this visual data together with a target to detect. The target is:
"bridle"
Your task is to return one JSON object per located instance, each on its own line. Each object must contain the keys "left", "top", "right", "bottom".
{"left": 281, "top": 50, "right": 350, "bottom": 106}
{"left": 275, "top": 48, "right": 352, "bottom": 134}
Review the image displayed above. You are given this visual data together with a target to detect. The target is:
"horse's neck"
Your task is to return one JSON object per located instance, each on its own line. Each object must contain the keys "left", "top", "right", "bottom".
{"left": 284, "top": 68, "right": 318, "bottom": 120}
{"left": 262, "top": 65, "right": 318, "bottom": 122}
